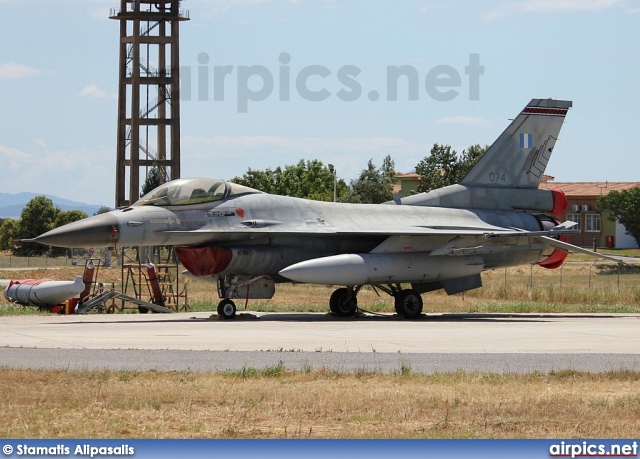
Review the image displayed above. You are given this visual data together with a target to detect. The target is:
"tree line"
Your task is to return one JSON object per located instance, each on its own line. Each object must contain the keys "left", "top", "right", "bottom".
{"left": 231, "top": 144, "right": 489, "bottom": 203}
{"left": 0, "top": 197, "right": 112, "bottom": 256}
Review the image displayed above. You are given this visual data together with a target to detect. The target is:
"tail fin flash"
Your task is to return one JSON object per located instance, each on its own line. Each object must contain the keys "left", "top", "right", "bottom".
{"left": 461, "top": 98, "right": 572, "bottom": 189}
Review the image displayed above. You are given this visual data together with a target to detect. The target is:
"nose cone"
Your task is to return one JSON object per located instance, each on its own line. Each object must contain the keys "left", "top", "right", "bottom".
{"left": 31, "top": 213, "right": 119, "bottom": 248}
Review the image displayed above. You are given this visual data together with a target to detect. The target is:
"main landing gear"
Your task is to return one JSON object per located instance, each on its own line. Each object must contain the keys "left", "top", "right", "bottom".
{"left": 328, "top": 284, "right": 424, "bottom": 319}
{"left": 329, "top": 287, "right": 359, "bottom": 317}
{"left": 393, "top": 288, "right": 423, "bottom": 319}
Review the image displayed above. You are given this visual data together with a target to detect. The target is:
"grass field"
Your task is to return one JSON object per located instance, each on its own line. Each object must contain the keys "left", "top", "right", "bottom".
{"left": 1, "top": 368, "right": 639, "bottom": 438}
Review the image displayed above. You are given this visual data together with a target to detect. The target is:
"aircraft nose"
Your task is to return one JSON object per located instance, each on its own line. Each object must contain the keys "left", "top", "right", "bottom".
{"left": 31, "top": 213, "right": 120, "bottom": 248}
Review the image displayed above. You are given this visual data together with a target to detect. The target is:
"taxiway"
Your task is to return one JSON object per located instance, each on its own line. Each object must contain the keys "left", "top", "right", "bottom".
{"left": 1, "top": 311, "right": 639, "bottom": 374}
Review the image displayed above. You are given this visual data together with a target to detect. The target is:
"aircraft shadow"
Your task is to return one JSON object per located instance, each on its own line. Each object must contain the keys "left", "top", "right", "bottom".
{"left": 54, "top": 311, "right": 618, "bottom": 325}
{"left": 252, "top": 312, "right": 617, "bottom": 323}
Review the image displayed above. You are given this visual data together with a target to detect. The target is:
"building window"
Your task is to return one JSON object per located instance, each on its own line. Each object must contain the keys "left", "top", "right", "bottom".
{"left": 566, "top": 213, "right": 581, "bottom": 231}
{"left": 585, "top": 214, "right": 601, "bottom": 233}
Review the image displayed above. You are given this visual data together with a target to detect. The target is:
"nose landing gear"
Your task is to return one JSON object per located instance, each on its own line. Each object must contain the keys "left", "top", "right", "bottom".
{"left": 217, "top": 299, "right": 236, "bottom": 319}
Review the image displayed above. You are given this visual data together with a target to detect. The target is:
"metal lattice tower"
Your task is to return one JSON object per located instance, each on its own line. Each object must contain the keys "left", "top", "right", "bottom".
{"left": 110, "top": 1, "right": 189, "bottom": 208}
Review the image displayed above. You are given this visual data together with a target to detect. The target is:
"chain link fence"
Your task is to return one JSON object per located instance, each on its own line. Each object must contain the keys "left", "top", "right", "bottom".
{"left": 476, "top": 261, "right": 640, "bottom": 305}
{"left": 0, "top": 249, "right": 114, "bottom": 270}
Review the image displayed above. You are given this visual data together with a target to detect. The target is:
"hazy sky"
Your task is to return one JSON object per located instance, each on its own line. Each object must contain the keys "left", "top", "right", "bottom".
{"left": 1, "top": 0, "right": 639, "bottom": 207}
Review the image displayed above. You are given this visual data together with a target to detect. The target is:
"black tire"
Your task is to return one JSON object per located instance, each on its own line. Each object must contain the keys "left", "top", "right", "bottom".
{"left": 217, "top": 299, "right": 236, "bottom": 319}
{"left": 394, "top": 289, "right": 423, "bottom": 319}
{"left": 138, "top": 306, "right": 150, "bottom": 314}
{"left": 329, "top": 288, "right": 358, "bottom": 317}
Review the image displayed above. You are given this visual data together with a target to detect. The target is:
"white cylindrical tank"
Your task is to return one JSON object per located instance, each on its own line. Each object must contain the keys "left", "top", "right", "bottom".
{"left": 4, "top": 276, "right": 85, "bottom": 308}
{"left": 280, "top": 253, "right": 484, "bottom": 285}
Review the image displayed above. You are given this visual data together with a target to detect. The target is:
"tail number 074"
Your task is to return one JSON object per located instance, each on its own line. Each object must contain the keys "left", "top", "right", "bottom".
{"left": 489, "top": 172, "right": 506, "bottom": 183}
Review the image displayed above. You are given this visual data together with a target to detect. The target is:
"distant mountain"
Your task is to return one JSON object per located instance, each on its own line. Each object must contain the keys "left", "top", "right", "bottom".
{"left": 0, "top": 192, "right": 102, "bottom": 219}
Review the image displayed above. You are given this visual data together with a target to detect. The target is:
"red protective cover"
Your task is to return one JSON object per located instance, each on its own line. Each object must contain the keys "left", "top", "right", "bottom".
{"left": 538, "top": 235, "right": 569, "bottom": 270}
{"left": 550, "top": 188, "right": 568, "bottom": 217}
{"left": 175, "top": 247, "right": 233, "bottom": 277}
{"left": 8, "top": 279, "right": 51, "bottom": 288}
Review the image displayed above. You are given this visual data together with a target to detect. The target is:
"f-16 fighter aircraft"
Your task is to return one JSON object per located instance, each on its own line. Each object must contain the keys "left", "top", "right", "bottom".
{"left": 33, "top": 98, "right": 612, "bottom": 319}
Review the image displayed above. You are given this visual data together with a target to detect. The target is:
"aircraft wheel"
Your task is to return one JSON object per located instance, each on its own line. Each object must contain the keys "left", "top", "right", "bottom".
{"left": 138, "top": 306, "right": 150, "bottom": 314}
{"left": 329, "top": 288, "right": 358, "bottom": 317}
{"left": 217, "top": 299, "right": 236, "bottom": 319}
{"left": 394, "top": 289, "right": 423, "bottom": 319}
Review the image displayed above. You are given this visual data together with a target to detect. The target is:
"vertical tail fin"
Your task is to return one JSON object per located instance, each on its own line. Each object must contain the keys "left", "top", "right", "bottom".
{"left": 461, "top": 98, "right": 572, "bottom": 189}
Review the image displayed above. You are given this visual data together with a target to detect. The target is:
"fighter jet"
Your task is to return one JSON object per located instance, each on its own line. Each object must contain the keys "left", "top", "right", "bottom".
{"left": 33, "top": 98, "right": 614, "bottom": 319}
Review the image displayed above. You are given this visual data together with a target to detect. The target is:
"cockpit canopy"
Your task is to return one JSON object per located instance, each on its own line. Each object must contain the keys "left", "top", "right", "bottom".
{"left": 134, "top": 178, "right": 261, "bottom": 207}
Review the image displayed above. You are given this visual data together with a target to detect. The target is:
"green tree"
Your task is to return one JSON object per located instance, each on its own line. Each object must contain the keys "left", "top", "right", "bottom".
{"left": 95, "top": 205, "right": 114, "bottom": 215}
{"left": 54, "top": 210, "right": 88, "bottom": 228}
{"left": 233, "top": 159, "right": 349, "bottom": 201}
{"left": 343, "top": 155, "right": 397, "bottom": 204}
{"left": 459, "top": 144, "right": 488, "bottom": 178}
{"left": 415, "top": 143, "right": 487, "bottom": 192}
{"left": 15, "top": 196, "right": 59, "bottom": 256}
{"left": 233, "top": 167, "right": 279, "bottom": 194}
{"left": 415, "top": 144, "right": 459, "bottom": 192}
{"left": 597, "top": 186, "right": 640, "bottom": 247}
{"left": 141, "top": 165, "right": 163, "bottom": 197}
{"left": 0, "top": 218, "right": 19, "bottom": 251}
{"left": 280, "top": 160, "right": 337, "bottom": 201}
{"left": 380, "top": 154, "right": 396, "bottom": 181}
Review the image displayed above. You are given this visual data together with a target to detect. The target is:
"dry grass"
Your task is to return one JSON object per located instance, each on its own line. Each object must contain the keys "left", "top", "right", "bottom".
{"left": 1, "top": 368, "right": 639, "bottom": 438}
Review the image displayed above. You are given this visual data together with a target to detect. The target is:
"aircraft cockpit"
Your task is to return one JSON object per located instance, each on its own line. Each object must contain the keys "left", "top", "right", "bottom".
{"left": 133, "top": 178, "right": 261, "bottom": 207}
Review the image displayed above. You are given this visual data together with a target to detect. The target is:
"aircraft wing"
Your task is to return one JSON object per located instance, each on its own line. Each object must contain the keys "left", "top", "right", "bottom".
{"left": 154, "top": 223, "right": 519, "bottom": 243}
{"left": 421, "top": 232, "right": 635, "bottom": 265}
{"left": 156, "top": 220, "right": 603, "bottom": 266}
{"left": 155, "top": 220, "right": 582, "bottom": 248}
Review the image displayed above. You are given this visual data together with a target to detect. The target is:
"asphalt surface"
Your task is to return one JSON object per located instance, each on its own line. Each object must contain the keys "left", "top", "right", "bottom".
{"left": 1, "top": 311, "right": 639, "bottom": 374}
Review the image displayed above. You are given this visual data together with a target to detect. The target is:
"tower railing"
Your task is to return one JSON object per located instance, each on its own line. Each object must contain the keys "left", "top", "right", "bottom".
{"left": 109, "top": 8, "right": 189, "bottom": 20}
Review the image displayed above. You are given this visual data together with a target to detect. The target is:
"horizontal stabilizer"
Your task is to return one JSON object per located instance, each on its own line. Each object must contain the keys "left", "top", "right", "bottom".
{"left": 539, "top": 236, "right": 639, "bottom": 264}
{"left": 485, "top": 221, "right": 578, "bottom": 239}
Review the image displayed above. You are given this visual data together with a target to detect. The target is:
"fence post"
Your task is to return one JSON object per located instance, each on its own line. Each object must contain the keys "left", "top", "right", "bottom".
{"left": 530, "top": 265, "right": 534, "bottom": 288}
{"left": 588, "top": 260, "right": 596, "bottom": 289}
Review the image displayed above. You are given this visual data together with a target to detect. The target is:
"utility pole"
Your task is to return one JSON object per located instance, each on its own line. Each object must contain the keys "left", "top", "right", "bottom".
{"left": 328, "top": 164, "right": 337, "bottom": 202}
